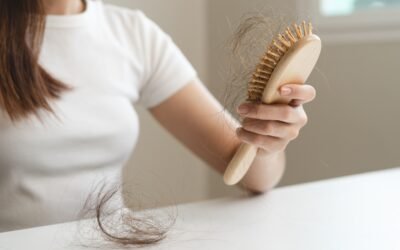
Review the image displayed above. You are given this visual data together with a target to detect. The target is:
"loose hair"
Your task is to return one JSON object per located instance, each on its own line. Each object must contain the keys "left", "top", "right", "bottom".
{"left": 79, "top": 182, "right": 175, "bottom": 248}
{"left": 0, "top": 0, "right": 170, "bottom": 247}
{"left": 222, "top": 11, "right": 291, "bottom": 115}
{"left": 0, "top": 0, "right": 292, "bottom": 247}
{"left": 0, "top": 0, "right": 69, "bottom": 121}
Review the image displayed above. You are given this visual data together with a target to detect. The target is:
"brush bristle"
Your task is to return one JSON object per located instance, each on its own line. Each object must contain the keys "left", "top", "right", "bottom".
{"left": 247, "top": 21, "right": 314, "bottom": 102}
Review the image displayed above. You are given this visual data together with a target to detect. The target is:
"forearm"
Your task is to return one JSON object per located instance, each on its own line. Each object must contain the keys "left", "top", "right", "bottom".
{"left": 150, "top": 80, "right": 294, "bottom": 194}
{"left": 239, "top": 150, "right": 286, "bottom": 194}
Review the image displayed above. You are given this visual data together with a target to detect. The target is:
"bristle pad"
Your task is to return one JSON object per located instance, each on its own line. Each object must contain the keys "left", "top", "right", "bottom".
{"left": 247, "top": 21, "right": 314, "bottom": 102}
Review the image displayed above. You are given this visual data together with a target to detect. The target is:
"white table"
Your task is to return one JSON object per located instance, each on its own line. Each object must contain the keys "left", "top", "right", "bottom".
{"left": 0, "top": 168, "right": 399, "bottom": 250}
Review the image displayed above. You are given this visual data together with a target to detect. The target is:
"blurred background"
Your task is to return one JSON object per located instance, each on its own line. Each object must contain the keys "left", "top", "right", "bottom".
{"left": 105, "top": 0, "right": 400, "bottom": 207}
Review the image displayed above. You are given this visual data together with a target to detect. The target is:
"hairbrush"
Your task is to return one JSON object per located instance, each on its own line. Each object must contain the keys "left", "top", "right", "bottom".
{"left": 224, "top": 21, "right": 322, "bottom": 185}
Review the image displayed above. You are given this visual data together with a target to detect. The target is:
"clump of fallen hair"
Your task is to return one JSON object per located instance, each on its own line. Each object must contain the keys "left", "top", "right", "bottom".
{"left": 223, "top": 12, "right": 290, "bottom": 114}
{"left": 78, "top": 182, "right": 176, "bottom": 248}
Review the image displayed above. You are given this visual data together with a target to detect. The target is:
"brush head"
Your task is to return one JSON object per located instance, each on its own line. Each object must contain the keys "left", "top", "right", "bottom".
{"left": 247, "top": 21, "right": 320, "bottom": 103}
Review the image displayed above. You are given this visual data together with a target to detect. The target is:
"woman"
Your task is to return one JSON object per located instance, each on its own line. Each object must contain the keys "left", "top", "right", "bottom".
{"left": 0, "top": 0, "right": 315, "bottom": 233}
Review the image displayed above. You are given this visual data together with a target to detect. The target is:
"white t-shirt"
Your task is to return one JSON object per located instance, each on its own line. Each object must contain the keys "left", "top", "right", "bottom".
{"left": 0, "top": 0, "right": 197, "bottom": 231}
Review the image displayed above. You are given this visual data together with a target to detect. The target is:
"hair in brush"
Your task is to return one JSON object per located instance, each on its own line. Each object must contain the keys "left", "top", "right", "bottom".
{"left": 223, "top": 13, "right": 289, "bottom": 115}
{"left": 223, "top": 19, "right": 321, "bottom": 185}
{"left": 248, "top": 21, "right": 314, "bottom": 102}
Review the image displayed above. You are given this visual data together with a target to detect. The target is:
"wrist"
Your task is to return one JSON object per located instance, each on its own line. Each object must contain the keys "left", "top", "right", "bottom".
{"left": 256, "top": 148, "right": 284, "bottom": 160}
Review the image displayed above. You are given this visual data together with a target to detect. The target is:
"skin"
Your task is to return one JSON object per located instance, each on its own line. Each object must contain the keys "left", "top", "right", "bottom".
{"left": 43, "top": 0, "right": 316, "bottom": 193}
{"left": 43, "top": 0, "right": 85, "bottom": 15}
{"left": 151, "top": 80, "right": 315, "bottom": 193}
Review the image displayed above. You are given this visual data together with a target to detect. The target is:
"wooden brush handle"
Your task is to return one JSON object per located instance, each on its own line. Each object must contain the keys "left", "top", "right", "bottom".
{"left": 224, "top": 35, "right": 322, "bottom": 186}
{"left": 223, "top": 143, "right": 258, "bottom": 185}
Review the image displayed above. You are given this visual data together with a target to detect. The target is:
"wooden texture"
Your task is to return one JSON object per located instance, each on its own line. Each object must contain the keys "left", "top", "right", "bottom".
{"left": 224, "top": 34, "right": 322, "bottom": 185}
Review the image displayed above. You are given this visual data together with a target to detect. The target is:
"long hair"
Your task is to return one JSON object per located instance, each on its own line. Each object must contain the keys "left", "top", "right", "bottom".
{"left": 0, "top": 0, "right": 69, "bottom": 121}
{"left": 0, "top": 0, "right": 171, "bottom": 246}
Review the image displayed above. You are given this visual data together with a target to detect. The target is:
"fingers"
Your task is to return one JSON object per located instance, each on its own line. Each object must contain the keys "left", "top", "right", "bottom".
{"left": 235, "top": 83, "right": 314, "bottom": 152}
{"left": 241, "top": 119, "right": 299, "bottom": 140}
{"left": 237, "top": 103, "right": 307, "bottom": 124}
{"left": 280, "top": 84, "right": 316, "bottom": 105}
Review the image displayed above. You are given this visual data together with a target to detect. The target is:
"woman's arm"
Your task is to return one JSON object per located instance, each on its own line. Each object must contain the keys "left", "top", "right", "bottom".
{"left": 149, "top": 78, "right": 315, "bottom": 193}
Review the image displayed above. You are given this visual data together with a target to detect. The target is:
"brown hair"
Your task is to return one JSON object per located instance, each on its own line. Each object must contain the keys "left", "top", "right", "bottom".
{"left": 0, "top": 0, "right": 69, "bottom": 121}
{"left": 0, "top": 0, "right": 170, "bottom": 247}
{"left": 79, "top": 183, "right": 175, "bottom": 248}
{"left": 223, "top": 12, "right": 287, "bottom": 114}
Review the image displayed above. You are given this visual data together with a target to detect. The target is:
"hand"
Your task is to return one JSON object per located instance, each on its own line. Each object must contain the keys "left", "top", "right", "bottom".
{"left": 236, "top": 83, "right": 316, "bottom": 155}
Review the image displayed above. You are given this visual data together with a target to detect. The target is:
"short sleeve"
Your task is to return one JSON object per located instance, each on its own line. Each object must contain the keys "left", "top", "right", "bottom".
{"left": 136, "top": 11, "right": 198, "bottom": 108}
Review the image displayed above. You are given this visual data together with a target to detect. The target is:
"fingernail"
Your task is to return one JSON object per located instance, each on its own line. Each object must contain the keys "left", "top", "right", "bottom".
{"left": 281, "top": 87, "right": 292, "bottom": 96}
{"left": 237, "top": 104, "right": 250, "bottom": 114}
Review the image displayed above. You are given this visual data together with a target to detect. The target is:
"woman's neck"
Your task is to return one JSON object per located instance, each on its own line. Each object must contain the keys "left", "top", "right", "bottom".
{"left": 42, "top": 0, "right": 85, "bottom": 15}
